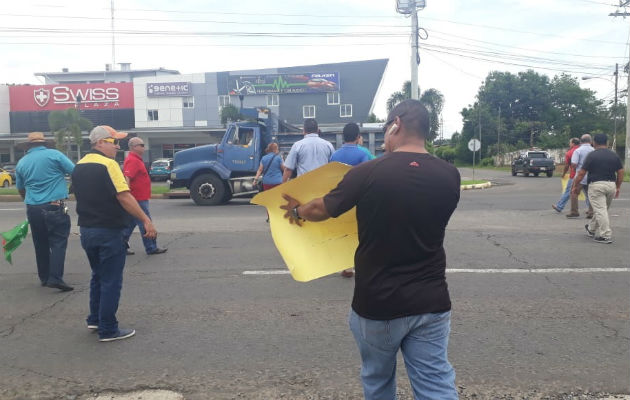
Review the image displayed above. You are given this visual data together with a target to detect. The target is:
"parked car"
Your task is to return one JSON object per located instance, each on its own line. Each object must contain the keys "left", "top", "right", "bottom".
{"left": 511, "top": 151, "right": 555, "bottom": 177}
{"left": 149, "top": 158, "right": 173, "bottom": 181}
{"left": 2, "top": 163, "right": 16, "bottom": 181}
{"left": 0, "top": 168, "right": 12, "bottom": 187}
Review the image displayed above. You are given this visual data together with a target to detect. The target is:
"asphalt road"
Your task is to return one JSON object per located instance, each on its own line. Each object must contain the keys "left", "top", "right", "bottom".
{"left": 0, "top": 168, "right": 628, "bottom": 400}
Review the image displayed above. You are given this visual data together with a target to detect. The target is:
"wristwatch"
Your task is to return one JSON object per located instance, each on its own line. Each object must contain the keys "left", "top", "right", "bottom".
{"left": 291, "top": 206, "right": 305, "bottom": 221}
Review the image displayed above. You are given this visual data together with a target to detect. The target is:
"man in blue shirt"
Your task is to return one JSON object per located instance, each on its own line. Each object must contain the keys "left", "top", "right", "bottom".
{"left": 330, "top": 122, "right": 371, "bottom": 166}
{"left": 16, "top": 132, "right": 75, "bottom": 291}
{"left": 330, "top": 122, "right": 371, "bottom": 278}
{"left": 282, "top": 118, "right": 335, "bottom": 182}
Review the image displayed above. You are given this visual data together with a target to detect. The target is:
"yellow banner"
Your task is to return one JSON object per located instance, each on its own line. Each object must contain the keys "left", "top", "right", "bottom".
{"left": 250, "top": 162, "right": 358, "bottom": 282}
{"left": 561, "top": 176, "right": 585, "bottom": 200}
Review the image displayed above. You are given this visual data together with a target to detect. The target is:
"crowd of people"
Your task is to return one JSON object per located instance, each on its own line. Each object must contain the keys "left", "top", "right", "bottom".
{"left": 552, "top": 133, "right": 624, "bottom": 243}
{"left": 10, "top": 99, "right": 625, "bottom": 398}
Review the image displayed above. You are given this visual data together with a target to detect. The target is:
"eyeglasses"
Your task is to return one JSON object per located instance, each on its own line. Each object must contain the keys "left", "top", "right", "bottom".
{"left": 101, "top": 138, "right": 119, "bottom": 145}
{"left": 383, "top": 111, "right": 407, "bottom": 134}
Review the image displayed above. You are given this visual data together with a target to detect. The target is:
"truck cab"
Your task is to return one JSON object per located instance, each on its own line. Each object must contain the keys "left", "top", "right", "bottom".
{"left": 169, "top": 108, "right": 273, "bottom": 205}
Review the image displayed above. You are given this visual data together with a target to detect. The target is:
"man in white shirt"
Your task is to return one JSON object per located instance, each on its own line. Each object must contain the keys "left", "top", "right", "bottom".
{"left": 282, "top": 119, "right": 335, "bottom": 182}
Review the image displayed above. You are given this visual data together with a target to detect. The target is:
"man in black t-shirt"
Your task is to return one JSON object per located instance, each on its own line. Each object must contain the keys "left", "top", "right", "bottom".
{"left": 281, "top": 100, "right": 460, "bottom": 399}
{"left": 572, "top": 133, "right": 624, "bottom": 244}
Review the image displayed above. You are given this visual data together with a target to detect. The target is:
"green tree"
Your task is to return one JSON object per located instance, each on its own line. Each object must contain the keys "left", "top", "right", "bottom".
{"left": 48, "top": 108, "right": 93, "bottom": 158}
{"left": 366, "top": 113, "right": 384, "bottom": 123}
{"left": 220, "top": 104, "right": 242, "bottom": 125}
{"left": 386, "top": 81, "right": 444, "bottom": 141}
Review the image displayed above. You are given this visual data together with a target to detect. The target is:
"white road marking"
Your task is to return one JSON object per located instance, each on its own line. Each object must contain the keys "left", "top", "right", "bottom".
{"left": 243, "top": 267, "right": 629, "bottom": 276}
{"left": 0, "top": 208, "right": 24, "bottom": 211}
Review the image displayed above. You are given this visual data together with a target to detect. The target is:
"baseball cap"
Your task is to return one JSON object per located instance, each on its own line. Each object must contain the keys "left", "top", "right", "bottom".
{"left": 89, "top": 125, "right": 128, "bottom": 144}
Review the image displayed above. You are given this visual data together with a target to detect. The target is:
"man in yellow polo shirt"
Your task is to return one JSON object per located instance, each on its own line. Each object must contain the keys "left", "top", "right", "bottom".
{"left": 72, "top": 126, "right": 157, "bottom": 342}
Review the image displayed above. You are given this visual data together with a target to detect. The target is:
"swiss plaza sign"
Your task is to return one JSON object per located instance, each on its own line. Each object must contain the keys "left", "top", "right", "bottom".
{"left": 146, "top": 82, "right": 191, "bottom": 97}
{"left": 9, "top": 83, "right": 134, "bottom": 112}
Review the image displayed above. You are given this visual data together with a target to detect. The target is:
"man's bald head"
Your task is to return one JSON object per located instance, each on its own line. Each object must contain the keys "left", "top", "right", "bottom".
{"left": 128, "top": 137, "right": 144, "bottom": 147}
{"left": 580, "top": 134, "right": 592, "bottom": 144}
{"left": 387, "top": 99, "right": 430, "bottom": 140}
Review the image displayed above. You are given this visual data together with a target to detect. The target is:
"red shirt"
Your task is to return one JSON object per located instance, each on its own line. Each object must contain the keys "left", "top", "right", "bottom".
{"left": 123, "top": 152, "right": 151, "bottom": 201}
{"left": 565, "top": 145, "right": 579, "bottom": 179}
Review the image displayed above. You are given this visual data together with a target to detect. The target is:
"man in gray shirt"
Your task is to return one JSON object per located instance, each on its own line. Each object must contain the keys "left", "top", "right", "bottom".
{"left": 282, "top": 118, "right": 335, "bottom": 182}
{"left": 567, "top": 134, "right": 594, "bottom": 218}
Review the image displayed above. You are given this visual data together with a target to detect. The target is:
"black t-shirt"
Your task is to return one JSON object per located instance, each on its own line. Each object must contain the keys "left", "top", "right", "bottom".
{"left": 323, "top": 152, "right": 461, "bottom": 320}
{"left": 582, "top": 148, "right": 623, "bottom": 184}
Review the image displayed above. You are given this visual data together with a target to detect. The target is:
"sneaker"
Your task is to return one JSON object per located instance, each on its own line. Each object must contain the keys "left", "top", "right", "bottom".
{"left": 593, "top": 236, "right": 613, "bottom": 244}
{"left": 126, "top": 249, "right": 135, "bottom": 255}
{"left": 45, "top": 282, "right": 74, "bottom": 292}
{"left": 99, "top": 328, "right": 136, "bottom": 342}
{"left": 552, "top": 204, "right": 562, "bottom": 213}
{"left": 565, "top": 213, "right": 580, "bottom": 219}
{"left": 148, "top": 247, "right": 167, "bottom": 255}
{"left": 87, "top": 324, "right": 98, "bottom": 331}
{"left": 584, "top": 224, "right": 594, "bottom": 238}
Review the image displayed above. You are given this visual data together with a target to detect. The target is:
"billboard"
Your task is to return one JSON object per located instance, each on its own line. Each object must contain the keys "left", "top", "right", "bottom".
{"left": 147, "top": 82, "right": 191, "bottom": 97}
{"left": 9, "top": 83, "right": 134, "bottom": 112}
{"left": 228, "top": 73, "right": 340, "bottom": 95}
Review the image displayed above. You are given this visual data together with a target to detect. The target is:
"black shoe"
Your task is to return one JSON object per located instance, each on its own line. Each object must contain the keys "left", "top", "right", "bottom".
{"left": 46, "top": 282, "right": 74, "bottom": 292}
{"left": 99, "top": 328, "right": 135, "bottom": 342}
{"left": 148, "top": 247, "right": 167, "bottom": 255}
{"left": 126, "top": 249, "right": 135, "bottom": 255}
{"left": 593, "top": 236, "right": 613, "bottom": 244}
{"left": 584, "top": 224, "right": 594, "bottom": 238}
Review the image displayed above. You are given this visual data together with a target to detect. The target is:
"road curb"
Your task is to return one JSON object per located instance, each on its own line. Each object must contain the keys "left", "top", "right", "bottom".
{"left": 461, "top": 181, "right": 492, "bottom": 190}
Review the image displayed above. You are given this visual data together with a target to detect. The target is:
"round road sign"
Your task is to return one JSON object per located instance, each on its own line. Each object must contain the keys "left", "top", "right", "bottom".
{"left": 468, "top": 138, "right": 481, "bottom": 152}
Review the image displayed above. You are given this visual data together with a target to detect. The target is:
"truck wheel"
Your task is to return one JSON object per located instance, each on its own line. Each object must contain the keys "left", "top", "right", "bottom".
{"left": 221, "top": 184, "right": 233, "bottom": 204}
{"left": 547, "top": 171, "right": 553, "bottom": 177}
{"left": 523, "top": 171, "right": 529, "bottom": 177}
{"left": 190, "top": 174, "right": 226, "bottom": 206}
{"left": 511, "top": 168, "right": 517, "bottom": 176}
{"left": 2, "top": 180, "right": 8, "bottom": 188}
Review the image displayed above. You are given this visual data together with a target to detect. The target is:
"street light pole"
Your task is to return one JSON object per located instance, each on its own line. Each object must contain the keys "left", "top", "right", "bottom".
{"left": 396, "top": 0, "right": 425, "bottom": 100}
{"left": 613, "top": 63, "right": 618, "bottom": 151}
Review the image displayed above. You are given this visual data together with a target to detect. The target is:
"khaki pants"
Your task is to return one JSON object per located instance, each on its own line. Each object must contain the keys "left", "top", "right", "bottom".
{"left": 587, "top": 181, "right": 616, "bottom": 239}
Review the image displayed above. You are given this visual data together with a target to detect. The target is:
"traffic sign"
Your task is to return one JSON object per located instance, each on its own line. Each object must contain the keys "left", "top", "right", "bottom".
{"left": 468, "top": 138, "right": 481, "bottom": 152}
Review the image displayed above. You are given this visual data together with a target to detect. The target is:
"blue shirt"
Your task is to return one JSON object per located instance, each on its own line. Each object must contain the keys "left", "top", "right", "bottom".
{"left": 260, "top": 152, "right": 283, "bottom": 185}
{"left": 284, "top": 133, "right": 335, "bottom": 176}
{"left": 571, "top": 143, "right": 594, "bottom": 185}
{"left": 16, "top": 146, "right": 75, "bottom": 205}
{"left": 330, "top": 144, "right": 371, "bottom": 166}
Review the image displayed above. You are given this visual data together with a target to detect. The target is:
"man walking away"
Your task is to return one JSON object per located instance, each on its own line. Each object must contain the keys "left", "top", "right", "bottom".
{"left": 280, "top": 100, "right": 460, "bottom": 399}
{"left": 552, "top": 137, "right": 580, "bottom": 213}
{"left": 567, "top": 134, "right": 594, "bottom": 218}
{"left": 15, "top": 132, "right": 75, "bottom": 291}
{"left": 330, "top": 122, "right": 371, "bottom": 278}
{"left": 122, "top": 137, "right": 167, "bottom": 255}
{"left": 282, "top": 118, "right": 334, "bottom": 182}
{"left": 573, "top": 133, "right": 624, "bottom": 244}
{"left": 72, "top": 126, "right": 157, "bottom": 342}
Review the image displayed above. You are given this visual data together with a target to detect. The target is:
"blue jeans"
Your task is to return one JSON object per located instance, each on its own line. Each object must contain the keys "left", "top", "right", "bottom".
{"left": 349, "top": 309, "right": 458, "bottom": 400}
{"left": 26, "top": 204, "right": 70, "bottom": 285}
{"left": 121, "top": 200, "right": 157, "bottom": 254}
{"left": 80, "top": 227, "right": 126, "bottom": 338}
{"left": 555, "top": 177, "right": 573, "bottom": 211}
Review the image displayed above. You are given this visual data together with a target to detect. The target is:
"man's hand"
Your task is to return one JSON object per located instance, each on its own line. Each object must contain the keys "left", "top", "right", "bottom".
{"left": 615, "top": 187, "right": 620, "bottom": 199}
{"left": 280, "top": 194, "right": 303, "bottom": 226}
{"left": 571, "top": 184, "right": 579, "bottom": 196}
{"left": 142, "top": 220, "right": 157, "bottom": 239}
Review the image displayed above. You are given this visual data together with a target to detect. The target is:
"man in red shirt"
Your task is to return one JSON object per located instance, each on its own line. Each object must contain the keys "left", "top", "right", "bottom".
{"left": 552, "top": 137, "right": 580, "bottom": 213}
{"left": 122, "top": 137, "right": 167, "bottom": 255}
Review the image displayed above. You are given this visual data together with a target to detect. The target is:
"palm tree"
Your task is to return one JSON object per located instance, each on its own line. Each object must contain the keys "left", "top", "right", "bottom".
{"left": 48, "top": 108, "right": 93, "bottom": 160}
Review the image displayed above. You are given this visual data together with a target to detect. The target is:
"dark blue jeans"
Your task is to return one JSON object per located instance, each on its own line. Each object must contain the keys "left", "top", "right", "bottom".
{"left": 26, "top": 204, "right": 71, "bottom": 285}
{"left": 121, "top": 200, "right": 157, "bottom": 254}
{"left": 80, "top": 227, "right": 126, "bottom": 338}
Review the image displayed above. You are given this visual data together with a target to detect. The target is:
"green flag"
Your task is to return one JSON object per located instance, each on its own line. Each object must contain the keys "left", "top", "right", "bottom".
{"left": 2, "top": 220, "right": 29, "bottom": 264}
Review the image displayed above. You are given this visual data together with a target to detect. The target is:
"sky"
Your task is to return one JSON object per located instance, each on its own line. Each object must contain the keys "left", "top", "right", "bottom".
{"left": 0, "top": 0, "right": 629, "bottom": 138}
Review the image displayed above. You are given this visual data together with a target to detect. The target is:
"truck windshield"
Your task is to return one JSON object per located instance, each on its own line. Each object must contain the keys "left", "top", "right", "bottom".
{"left": 528, "top": 153, "right": 546, "bottom": 158}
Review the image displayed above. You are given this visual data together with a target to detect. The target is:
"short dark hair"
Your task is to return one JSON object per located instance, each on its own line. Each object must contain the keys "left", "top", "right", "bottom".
{"left": 304, "top": 118, "right": 318, "bottom": 133}
{"left": 342, "top": 122, "right": 360, "bottom": 142}
{"left": 570, "top": 137, "right": 580, "bottom": 146}
{"left": 387, "top": 99, "right": 430, "bottom": 139}
{"left": 593, "top": 133, "right": 608, "bottom": 145}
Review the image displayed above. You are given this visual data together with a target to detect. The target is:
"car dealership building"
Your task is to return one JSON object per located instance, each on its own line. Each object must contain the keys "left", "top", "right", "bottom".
{"left": 0, "top": 58, "right": 387, "bottom": 164}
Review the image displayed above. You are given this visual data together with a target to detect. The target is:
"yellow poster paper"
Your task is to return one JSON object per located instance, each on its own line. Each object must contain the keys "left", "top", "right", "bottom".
{"left": 250, "top": 162, "right": 358, "bottom": 282}
{"left": 561, "top": 176, "right": 585, "bottom": 201}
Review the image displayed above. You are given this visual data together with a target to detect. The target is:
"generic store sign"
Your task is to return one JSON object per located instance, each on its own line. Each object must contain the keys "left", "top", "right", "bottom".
{"left": 228, "top": 73, "right": 340, "bottom": 95}
{"left": 147, "top": 82, "right": 191, "bottom": 97}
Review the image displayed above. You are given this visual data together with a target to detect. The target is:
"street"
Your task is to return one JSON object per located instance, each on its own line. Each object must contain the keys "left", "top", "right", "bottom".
{"left": 0, "top": 168, "right": 628, "bottom": 400}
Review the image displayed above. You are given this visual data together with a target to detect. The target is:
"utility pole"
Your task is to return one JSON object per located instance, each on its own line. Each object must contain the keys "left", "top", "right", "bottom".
{"left": 609, "top": 1, "right": 630, "bottom": 167}
{"left": 478, "top": 105, "right": 482, "bottom": 158}
{"left": 396, "top": 0, "right": 426, "bottom": 100}
{"left": 613, "top": 63, "right": 618, "bottom": 151}
{"left": 111, "top": 0, "right": 116, "bottom": 69}
{"left": 497, "top": 105, "right": 501, "bottom": 166}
